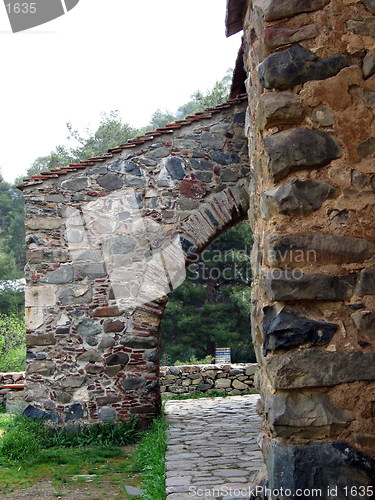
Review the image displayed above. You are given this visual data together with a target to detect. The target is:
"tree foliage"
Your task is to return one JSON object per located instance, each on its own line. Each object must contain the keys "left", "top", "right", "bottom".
{"left": 160, "top": 221, "right": 255, "bottom": 365}
{"left": 0, "top": 314, "right": 26, "bottom": 371}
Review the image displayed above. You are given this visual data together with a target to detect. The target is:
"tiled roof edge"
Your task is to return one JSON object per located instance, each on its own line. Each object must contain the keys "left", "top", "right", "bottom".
{"left": 18, "top": 93, "right": 247, "bottom": 190}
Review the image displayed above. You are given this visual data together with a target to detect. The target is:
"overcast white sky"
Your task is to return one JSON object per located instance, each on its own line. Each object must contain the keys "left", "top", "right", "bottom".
{"left": 0, "top": 0, "right": 242, "bottom": 183}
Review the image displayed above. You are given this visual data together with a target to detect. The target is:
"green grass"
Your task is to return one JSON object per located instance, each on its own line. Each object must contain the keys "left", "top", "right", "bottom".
{"left": 0, "top": 413, "right": 143, "bottom": 496}
{"left": 135, "top": 417, "right": 168, "bottom": 500}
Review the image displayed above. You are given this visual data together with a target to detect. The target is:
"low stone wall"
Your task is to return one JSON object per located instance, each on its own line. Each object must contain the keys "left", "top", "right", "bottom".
{"left": 160, "top": 363, "right": 257, "bottom": 397}
{"left": 0, "top": 366, "right": 257, "bottom": 409}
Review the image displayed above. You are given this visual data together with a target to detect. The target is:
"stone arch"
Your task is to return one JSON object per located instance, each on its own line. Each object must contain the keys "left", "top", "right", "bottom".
{"left": 19, "top": 95, "right": 250, "bottom": 427}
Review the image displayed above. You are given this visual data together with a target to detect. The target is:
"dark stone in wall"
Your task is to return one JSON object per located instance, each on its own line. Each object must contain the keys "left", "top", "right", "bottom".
{"left": 75, "top": 317, "right": 101, "bottom": 337}
{"left": 40, "top": 264, "right": 74, "bottom": 284}
{"left": 266, "top": 391, "right": 353, "bottom": 438}
{"left": 264, "top": 128, "right": 342, "bottom": 181}
{"left": 79, "top": 263, "right": 107, "bottom": 279}
{"left": 255, "top": 0, "right": 330, "bottom": 22}
{"left": 355, "top": 269, "right": 375, "bottom": 295}
{"left": 180, "top": 237, "right": 198, "bottom": 257}
{"left": 190, "top": 159, "right": 213, "bottom": 171}
{"left": 347, "top": 17, "right": 375, "bottom": 37}
{"left": 97, "top": 173, "right": 124, "bottom": 190}
{"left": 65, "top": 403, "right": 84, "bottom": 421}
{"left": 265, "top": 348, "right": 375, "bottom": 388}
{"left": 258, "top": 45, "right": 349, "bottom": 90}
{"left": 120, "top": 377, "right": 147, "bottom": 391}
{"left": 58, "top": 286, "right": 92, "bottom": 306}
{"left": 364, "top": 0, "right": 375, "bottom": 14}
{"left": 109, "top": 160, "right": 142, "bottom": 176}
{"left": 351, "top": 310, "right": 375, "bottom": 340}
{"left": 261, "top": 179, "right": 334, "bottom": 217}
{"left": 195, "top": 171, "right": 213, "bottom": 183}
{"left": 106, "top": 352, "right": 129, "bottom": 366}
{"left": 264, "top": 272, "right": 355, "bottom": 301}
{"left": 61, "top": 177, "right": 89, "bottom": 191}
{"left": 257, "top": 92, "right": 303, "bottom": 130}
{"left": 357, "top": 137, "right": 375, "bottom": 158}
{"left": 234, "top": 110, "right": 246, "bottom": 124}
{"left": 23, "top": 404, "right": 59, "bottom": 423}
{"left": 164, "top": 157, "right": 185, "bottom": 180}
{"left": 204, "top": 209, "right": 219, "bottom": 227}
{"left": 211, "top": 152, "right": 240, "bottom": 165}
{"left": 120, "top": 335, "right": 157, "bottom": 349}
{"left": 265, "top": 233, "right": 375, "bottom": 266}
{"left": 263, "top": 306, "right": 337, "bottom": 350}
{"left": 266, "top": 440, "right": 375, "bottom": 498}
{"left": 363, "top": 52, "right": 375, "bottom": 79}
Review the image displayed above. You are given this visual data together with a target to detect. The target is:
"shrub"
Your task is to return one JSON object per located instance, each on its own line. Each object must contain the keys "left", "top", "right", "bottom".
{"left": 174, "top": 354, "right": 214, "bottom": 366}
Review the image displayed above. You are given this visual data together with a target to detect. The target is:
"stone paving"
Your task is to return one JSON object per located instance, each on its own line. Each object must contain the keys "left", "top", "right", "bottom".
{"left": 164, "top": 394, "right": 263, "bottom": 500}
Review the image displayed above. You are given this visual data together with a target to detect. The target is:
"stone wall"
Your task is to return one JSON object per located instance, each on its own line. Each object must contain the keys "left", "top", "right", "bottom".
{"left": 0, "top": 365, "right": 257, "bottom": 405}
{"left": 160, "top": 363, "right": 257, "bottom": 397}
{"left": 0, "top": 372, "right": 25, "bottom": 411}
{"left": 240, "top": 0, "right": 375, "bottom": 493}
{"left": 19, "top": 97, "right": 250, "bottom": 428}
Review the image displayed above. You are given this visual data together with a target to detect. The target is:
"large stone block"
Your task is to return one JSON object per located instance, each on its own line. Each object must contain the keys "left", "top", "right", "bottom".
{"left": 264, "top": 128, "right": 342, "bottom": 181}
{"left": 75, "top": 317, "right": 101, "bottom": 337}
{"left": 346, "top": 17, "right": 375, "bottom": 37}
{"left": 257, "top": 92, "right": 303, "bottom": 130}
{"left": 26, "top": 333, "right": 56, "bottom": 347}
{"left": 263, "top": 306, "right": 337, "bottom": 350}
{"left": 263, "top": 24, "right": 319, "bottom": 52}
{"left": 266, "top": 391, "right": 353, "bottom": 438}
{"left": 120, "top": 335, "right": 157, "bottom": 349}
{"left": 261, "top": 179, "right": 334, "bottom": 218}
{"left": 97, "top": 173, "right": 124, "bottom": 190}
{"left": 25, "top": 285, "right": 57, "bottom": 307}
{"left": 58, "top": 285, "right": 92, "bottom": 306}
{"left": 265, "top": 233, "right": 375, "bottom": 266}
{"left": 364, "top": 0, "right": 375, "bottom": 14}
{"left": 164, "top": 157, "right": 186, "bottom": 180}
{"left": 258, "top": 45, "right": 349, "bottom": 90}
{"left": 23, "top": 405, "right": 58, "bottom": 423}
{"left": 40, "top": 264, "right": 75, "bottom": 284}
{"left": 266, "top": 440, "right": 375, "bottom": 497}
{"left": 120, "top": 377, "right": 147, "bottom": 391}
{"left": 264, "top": 272, "right": 355, "bottom": 301}
{"left": 265, "top": 348, "right": 375, "bottom": 389}
{"left": 109, "top": 160, "right": 142, "bottom": 176}
{"left": 25, "top": 217, "right": 62, "bottom": 230}
{"left": 253, "top": 0, "right": 330, "bottom": 21}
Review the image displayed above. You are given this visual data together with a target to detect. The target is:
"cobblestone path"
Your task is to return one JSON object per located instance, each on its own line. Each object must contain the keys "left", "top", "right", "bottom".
{"left": 165, "top": 394, "right": 263, "bottom": 500}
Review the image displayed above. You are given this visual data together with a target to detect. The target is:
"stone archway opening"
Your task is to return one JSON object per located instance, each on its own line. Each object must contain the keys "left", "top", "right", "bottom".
{"left": 160, "top": 219, "right": 254, "bottom": 368}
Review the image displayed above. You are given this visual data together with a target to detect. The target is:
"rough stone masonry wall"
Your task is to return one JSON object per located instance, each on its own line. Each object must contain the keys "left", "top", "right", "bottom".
{"left": 160, "top": 363, "right": 257, "bottom": 396}
{"left": 0, "top": 365, "right": 257, "bottom": 404}
{"left": 0, "top": 372, "right": 25, "bottom": 408}
{"left": 20, "top": 100, "right": 249, "bottom": 429}
{"left": 243, "top": 0, "right": 375, "bottom": 493}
